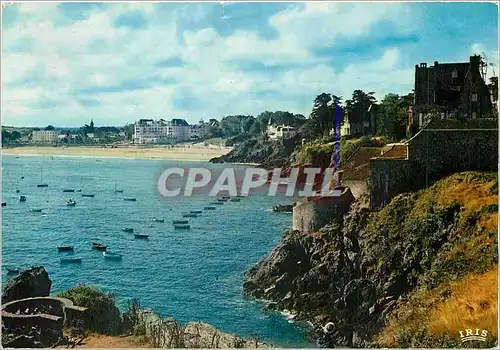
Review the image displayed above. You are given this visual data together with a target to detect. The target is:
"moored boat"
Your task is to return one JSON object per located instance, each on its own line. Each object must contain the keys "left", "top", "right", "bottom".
{"left": 153, "top": 218, "right": 164, "bottom": 223}
{"left": 19, "top": 195, "right": 26, "bottom": 202}
{"left": 82, "top": 194, "right": 95, "bottom": 198}
{"left": 230, "top": 198, "right": 241, "bottom": 202}
{"left": 63, "top": 189, "right": 75, "bottom": 193}
{"left": 134, "top": 234, "right": 149, "bottom": 239}
{"left": 182, "top": 213, "right": 198, "bottom": 218}
{"left": 222, "top": 196, "right": 231, "bottom": 200}
{"left": 217, "top": 198, "right": 228, "bottom": 202}
{"left": 190, "top": 210, "right": 202, "bottom": 214}
{"left": 174, "top": 224, "right": 190, "bottom": 230}
{"left": 57, "top": 246, "right": 74, "bottom": 252}
{"left": 30, "top": 208, "right": 43, "bottom": 213}
{"left": 210, "top": 202, "right": 224, "bottom": 205}
{"left": 6, "top": 267, "right": 20, "bottom": 275}
{"left": 66, "top": 199, "right": 77, "bottom": 206}
{"left": 76, "top": 189, "right": 82, "bottom": 192}
{"left": 204, "top": 206, "right": 216, "bottom": 210}
{"left": 92, "top": 242, "right": 107, "bottom": 251}
{"left": 2, "top": 202, "right": 6, "bottom": 207}
{"left": 60, "top": 257, "right": 82, "bottom": 264}
{"left": 172, "top": 220, "right": 189, "bottom": 224}
{"left": 37, "top": 184, "right": 49, "bottom": 188}
{"left": 124, "top": 198, "right": 136, "bottom": 202}
{"left": 122, "top": 227, "right": 134, "bottom": 233}
{"left": 103, "top": 251, "right": 122, "bottom": 260}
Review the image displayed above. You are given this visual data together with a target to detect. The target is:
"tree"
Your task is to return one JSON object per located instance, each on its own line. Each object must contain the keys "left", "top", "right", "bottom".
{"left": 376, "top": 93, "right": 413, "bottom": 141}
{"left": 44, "top": 125, "right": 55, "bottom": 131}
{"left": 308, "top": 93, "right": 343, "bottom": 138}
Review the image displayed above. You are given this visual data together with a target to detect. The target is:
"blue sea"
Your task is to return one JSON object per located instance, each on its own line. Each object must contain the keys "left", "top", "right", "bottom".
{"left": 1, "top": 155, "right": 312, "bottom": 347}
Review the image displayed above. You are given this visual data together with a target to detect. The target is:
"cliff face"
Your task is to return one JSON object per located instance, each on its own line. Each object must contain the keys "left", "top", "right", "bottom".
{"left": 244, "top": 172, "right": 498, "bottom": 347}
{"left": 209, "top": 135, "right": 301, "bottom": 168}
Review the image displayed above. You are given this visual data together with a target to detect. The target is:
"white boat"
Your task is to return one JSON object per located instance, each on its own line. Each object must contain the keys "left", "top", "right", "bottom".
{"left": 103, "top": 251, "right": 123, "bottom": 260}
{"left": 66, "top": 199, "right": 77, "bottom": 206}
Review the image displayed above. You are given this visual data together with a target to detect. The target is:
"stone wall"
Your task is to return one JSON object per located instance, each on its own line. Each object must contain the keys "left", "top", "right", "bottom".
{"left": 292, "top": 188, "right": 355, "bottom": 234}
{"left": 369, "top": 159, "right": 412, "bottom": 209}
{"left": 369, "top": 119, "right": 498, "bottom": 209}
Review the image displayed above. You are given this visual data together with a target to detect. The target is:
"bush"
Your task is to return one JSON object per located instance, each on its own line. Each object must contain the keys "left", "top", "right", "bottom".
{"left": 57, "top": 284, "right": 122, "bottom": 335}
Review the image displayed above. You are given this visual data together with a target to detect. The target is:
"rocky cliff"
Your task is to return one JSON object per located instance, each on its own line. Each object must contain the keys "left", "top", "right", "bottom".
{"left": 209, "top": 135, "right": 301, "bottom": 168}
{"left": 2, "top": 266, "right": 52, "bottom": 303}
{"left": 244, "top": 172, "right": 498, "bottom": 347}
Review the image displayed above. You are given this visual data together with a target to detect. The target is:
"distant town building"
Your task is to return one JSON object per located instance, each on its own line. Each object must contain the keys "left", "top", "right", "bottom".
{"left": 133, "top": 118, "right": 194, "bottom": 144}
{"left": 31, "top": 130, "right": 59, "bottom": 144}
{"left": 411, "top": 55, "right": 494, "bottom": 129}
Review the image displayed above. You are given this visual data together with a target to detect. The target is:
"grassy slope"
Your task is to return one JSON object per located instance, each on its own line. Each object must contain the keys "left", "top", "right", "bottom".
{"left": 374, "top": 172, "right": 498, "bottom": 347}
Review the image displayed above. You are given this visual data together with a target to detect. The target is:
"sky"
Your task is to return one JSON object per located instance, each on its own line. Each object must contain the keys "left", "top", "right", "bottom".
{"left": 1, "top": 1, "right": 498, "bottom": 127}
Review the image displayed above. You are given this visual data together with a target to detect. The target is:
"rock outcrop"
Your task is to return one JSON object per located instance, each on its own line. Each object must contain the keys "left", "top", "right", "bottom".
{"left": 210, "top": 135, "right": 300, "bottom": 167}
{"left": 2, "top": 266, "right": 52, "bottom": 303}
{"left": 244, "top": 172, "right": 499, "bottom": 347}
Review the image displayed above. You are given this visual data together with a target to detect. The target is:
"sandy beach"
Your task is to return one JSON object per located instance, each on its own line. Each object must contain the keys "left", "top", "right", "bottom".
{"left": 1, "top": 145, "right": 232, "bottom": 162}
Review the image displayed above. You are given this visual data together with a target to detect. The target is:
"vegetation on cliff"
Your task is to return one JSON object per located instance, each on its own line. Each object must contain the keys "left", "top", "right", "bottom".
{"left": 243, "top": 171, "right": 498, "bottom": 348}
{"left": 56, "top": 284, "right": 123, "bottom": 335}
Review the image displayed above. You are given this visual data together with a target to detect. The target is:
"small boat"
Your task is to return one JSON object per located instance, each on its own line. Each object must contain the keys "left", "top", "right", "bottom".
{"left": 57, "top": 246, "right": 74, "bottom": 252}
{"left": 30, "top": 208, "right": 43, "bottom": 213}
{"left": 190, "top": 210, "right": 202, "bottom": 214}
{"left": 15, "top": 189, "right": 20, "bottom": 193}
{"left": 92, "top": 242, "right": 107, "bottom": 251}
{"left": 63, "top": 189, "right": 75, "bottom": 193}
{"left": 172, "top": 220, "right": 189, "bottom": 224}
{"left": 174, "top": 224, "right": 191, "bottom": 230}
{"left": 222, "top": 196, "right": 231, "bottom": 200}
{"left": 60, "top": 257, "right": 82, "bottom": 264}
{"left": 204, "top": 206, "right": 216, "bottom": 210}
{"left": 210, "top": 202, "right": 224, "bottom": 205}
{"left": 66, "top": 199, "right": 77, "bottom": 206}
{"left": 114, "top": 182, "right": 124, "bottom": 193}
{"left": 230, "top": 198, "right": 241, "bottom": 202}
{"left": 124, "top": 198, "right": 136, "bottom": 202}
{"left": 81, "top": 194, "right": 95, "bottom": 198}
{"left": 76, "top": 189, "right": 82, "bottom": 192}
{"left": 152, "top": 218, "right": 164, "bottom": 223}
{"left": 19, "top": 195, "right": 26, "bottom": 202}
{"left": 103, "top": 251, "right": 122, "bottom": 260}
{"left": 182, "top": 213, "right": 198, "bottom": 218}
{"left": 217, "top": 198, "right": 228, "bottom": 202}
{"left": 236, "top": 195, "right": 246, "bottom": 198}
{"left": 37, "top": 184, "right": 48, "bottom": 188}
{"left": 122, "top": 227, "right": 134, "bottom": 233}
{"left": 134, "top": 234, "right": 149, "bottom": 239}
{"left": 1, "top": 202, "right": 6, "bottom": 207}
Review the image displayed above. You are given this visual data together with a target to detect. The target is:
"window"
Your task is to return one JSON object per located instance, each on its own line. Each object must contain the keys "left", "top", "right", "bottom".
{"left": 452, "top": 69, "right": 458, "bottom": 78}
{"left": 472, "top": 112, "right": 477, "bottom": 119}
{"left": 471, "top": 93, "right": 478, "bottom": 102}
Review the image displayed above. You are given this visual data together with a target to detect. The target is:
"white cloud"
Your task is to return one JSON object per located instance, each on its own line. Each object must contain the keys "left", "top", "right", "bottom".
{"left": 1, "top": 3, "right": 496, "bottom": 127}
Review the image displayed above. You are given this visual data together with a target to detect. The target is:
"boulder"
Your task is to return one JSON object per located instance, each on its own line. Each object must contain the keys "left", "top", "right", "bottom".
{"left": 2, "top": 266, "right": 51, "bottom": 303}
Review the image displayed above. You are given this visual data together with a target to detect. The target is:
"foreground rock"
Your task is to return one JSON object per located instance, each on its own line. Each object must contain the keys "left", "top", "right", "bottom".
{"left": 135, "top": 309, "right": 270, "bottom": 348}
{"left": 2, "top": 266, "right": 51, "bottom": 303}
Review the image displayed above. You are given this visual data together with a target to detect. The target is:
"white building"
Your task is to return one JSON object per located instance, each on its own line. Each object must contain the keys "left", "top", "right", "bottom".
{"left": 267, "top": 124, "right": 297, "bottom": 140}
{"left": 133, "top": 118, "right": 192, "bottom": 144}
{"left": 31, "top": 130, "right": 59, "bottom": 144}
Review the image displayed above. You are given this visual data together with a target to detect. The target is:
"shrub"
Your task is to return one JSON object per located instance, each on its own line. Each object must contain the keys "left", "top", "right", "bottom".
{"left": 57, "top": 284, "right": 122, "bottom": 335}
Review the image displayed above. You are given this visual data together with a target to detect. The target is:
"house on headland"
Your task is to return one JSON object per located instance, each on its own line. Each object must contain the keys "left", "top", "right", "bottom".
{"left": 410, "top": 55, "right": 494, "bottom": 130}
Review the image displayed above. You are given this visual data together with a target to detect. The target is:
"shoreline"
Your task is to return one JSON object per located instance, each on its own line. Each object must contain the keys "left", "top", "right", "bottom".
{"left": 1, "top": 146, "right": 232, "bottom": 162}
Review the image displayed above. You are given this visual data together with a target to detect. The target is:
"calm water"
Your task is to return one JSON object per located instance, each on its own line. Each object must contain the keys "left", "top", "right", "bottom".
{"left": 1, "top": 155, "right": 312, "bottom": 347}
